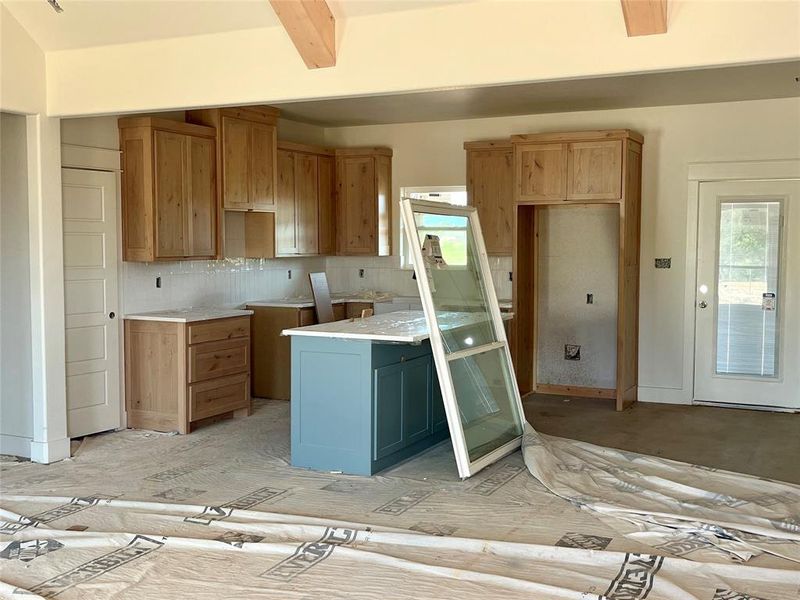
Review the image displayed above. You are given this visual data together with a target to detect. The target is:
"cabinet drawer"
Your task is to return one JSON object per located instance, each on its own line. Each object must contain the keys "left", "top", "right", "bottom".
{"left": 188, "top": 338, "right": 250, "bottom": 383}
{"left": 188, "top": 317, "right": 250, "bottom": 345}
{"left": 189, "top": 373, "right": 249, "bottom": 421}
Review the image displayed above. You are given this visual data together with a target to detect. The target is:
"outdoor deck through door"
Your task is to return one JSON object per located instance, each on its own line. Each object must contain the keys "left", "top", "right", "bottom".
{"left": 695, "top": 180, "right": 799, "bottom": 410}
{"left": 401, "top": 198, "right": 525, "bottom": 478}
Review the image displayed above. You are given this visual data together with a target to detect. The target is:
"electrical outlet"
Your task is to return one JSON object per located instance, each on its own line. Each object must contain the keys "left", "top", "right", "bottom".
{"left": 287, "top": 270, "right": 292, "bottom": 280}
{"left": 508, "top": 271, "right": 513, "bottom": 282}
{"left": 586, "top": 293, "right": 593, "bottom": 304}
{"left": 655, "top": 258, "right": 671, "bottom": 269}
{"left": 564, "top": 344, "right": 581, "bottom": 361}
{"left": 359, "top": 268, "right": 365, "bottom": 278}
{"left": 155, "top": 276, "right": 161, "bottom": 288}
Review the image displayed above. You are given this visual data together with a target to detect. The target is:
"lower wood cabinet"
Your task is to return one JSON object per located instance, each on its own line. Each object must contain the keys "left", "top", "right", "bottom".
{"left": 249, "top": 302, "right": 370, "bottom": 401}
{"left": 124, "top": 316, "right": 251, "bottom": 433}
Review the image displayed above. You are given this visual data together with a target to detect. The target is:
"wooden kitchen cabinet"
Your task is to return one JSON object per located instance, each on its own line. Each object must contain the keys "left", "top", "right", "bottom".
{"left": 514, "top": 142, "right": 568, "bottom": 203}
{"left": 513, "top": 132, "right": 625, "bottom": 203}
{"left": 464, "top": 140, "right": 514, "bottom": 255}
{"left": 119, "top": 117, "right": 217, "bottom": 262}
{"left": 124, "top": 315, "right": 252, "bottom": 433}
{"left": 335, "top": 147, "right": 392, "bottom": 256}
{"left": 187, "top": 106, "right": 279, "bottom": 211}
{"left": 567, "top": 140, "right": 623, "bottom": 201}
{"left": 274, "top": 141, "right": 335, "bottom": 256}
{"left": 249, "top": 301, "right": 372, "bottom": 400}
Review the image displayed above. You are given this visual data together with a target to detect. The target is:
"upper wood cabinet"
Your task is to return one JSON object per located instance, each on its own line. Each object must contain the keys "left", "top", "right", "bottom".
{"left": 119, "top": 117, "right": 217, "bottom": 262}
{"left": 335, "top": 147, "right": 392, "bottom": 256}
{"left": 464, "top": 140, "right": 514, "bottom": 255}
{"left": 318, "top": 155, "right": 335, "bottom": 255}
{"left": 513, "top": 131, "right": 635, "bottom": 203}
{"left": 272, "top": 141, "right": 335, "bottom": 257}
{"left": 187, "top": 106, "right": 279, "bottom": 211}
{"left": 567, "top": 140, "right": 622, "bottom": 201}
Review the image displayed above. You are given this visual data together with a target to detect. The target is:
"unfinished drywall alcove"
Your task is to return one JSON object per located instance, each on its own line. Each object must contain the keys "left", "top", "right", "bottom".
{"left": 536, "top": 205, "right": 619, "bottom": 390}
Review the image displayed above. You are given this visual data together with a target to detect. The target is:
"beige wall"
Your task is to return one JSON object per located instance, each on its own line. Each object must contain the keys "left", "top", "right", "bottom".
{"left": 44, "top": 1, "right": 800, "bottom": 117}
{"left": 324, "top": 97, "right": 800, "bottom": 399}
{"left": 0, "top": 4, "right": 46, "bottom": 114}
{"left": 0, "top": 112, "right": 34, "bottom": 453}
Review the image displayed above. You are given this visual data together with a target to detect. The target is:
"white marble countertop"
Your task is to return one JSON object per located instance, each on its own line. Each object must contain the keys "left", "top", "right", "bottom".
{"left": 247, "top": 291, "right": 512, "bottom": 310}
{"left": 124, "top": 308, "right": 254, "bottom": 323}
{"left": 247, "top": 291, "right": 393, "bottom": 309}
{"left": 283, "top": 310, "right": 512, "bottom": 343}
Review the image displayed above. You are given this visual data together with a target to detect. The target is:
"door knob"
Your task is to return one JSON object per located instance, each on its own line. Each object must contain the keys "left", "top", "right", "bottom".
{"left": 109, "top": 311, "right": 116, "bottom": 319}
{"left": 698, "top": 301, "right": 708, "bottom": 309}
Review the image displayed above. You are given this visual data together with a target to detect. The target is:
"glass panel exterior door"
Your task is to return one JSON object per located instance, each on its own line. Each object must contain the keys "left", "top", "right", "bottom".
{"left": 400, "top": 198, "right": 525, "bottom": 478}
{"left": 695, "top": 180, "right": 799, "bottom": 410}
{"left": 716, "top": 201, "right": 781, "bottom": 377}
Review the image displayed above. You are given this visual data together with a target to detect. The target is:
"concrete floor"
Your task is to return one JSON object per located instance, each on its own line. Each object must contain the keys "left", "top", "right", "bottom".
{"left": 523, "top": 393, "right": 800, "bottom": 484}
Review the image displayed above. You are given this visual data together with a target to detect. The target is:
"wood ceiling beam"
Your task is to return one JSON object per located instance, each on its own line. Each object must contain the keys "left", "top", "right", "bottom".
{"left": 269, "top": 0, "right": 335, "bottom": 69}
{"left": 620, "top": 0, "right": 668, "bottom": 36}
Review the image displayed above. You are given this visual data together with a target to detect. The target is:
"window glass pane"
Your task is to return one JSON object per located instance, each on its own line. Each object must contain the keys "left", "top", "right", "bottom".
{"left": 716, "top": 201, "right": 781, "bottom": 377}
{"left": 450, "top": 348, "right": 523, "bottom": 462}
{"left": 413, "top": 211, "right": 496, "bottom": 352}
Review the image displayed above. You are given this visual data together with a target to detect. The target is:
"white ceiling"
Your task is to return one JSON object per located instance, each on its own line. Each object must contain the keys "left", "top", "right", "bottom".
{"left": 271, "top": 61, "right": 800, "bottom": 127}
{"left": 3, "top": 0, "right": 471, "bottom": 51}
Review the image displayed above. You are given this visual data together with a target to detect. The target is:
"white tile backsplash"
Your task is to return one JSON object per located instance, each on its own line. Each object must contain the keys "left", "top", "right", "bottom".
{"left": 122, "top": 257, "right": 326, "bottom": 314}
{"left": 122, "top": 254, "right": 512, "bottom": 315}
{"left": 324, "top": 255, "right": 512, "bottom": 300}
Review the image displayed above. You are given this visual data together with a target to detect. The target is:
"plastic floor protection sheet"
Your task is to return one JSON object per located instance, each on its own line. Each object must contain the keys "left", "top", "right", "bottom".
{"left": 0, "top": 400, "right": 798, "bottom": 600}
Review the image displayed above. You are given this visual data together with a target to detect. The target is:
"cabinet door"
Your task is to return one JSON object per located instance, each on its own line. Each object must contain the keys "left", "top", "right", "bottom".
{"left": 402, "top": 355, "right": 433, "bottom": 446}
{"left": 221, "top": 116, "right": 251, "bottom": 210}
{"left": 337, "top": 156, "right": 376, "bottom": 255}
{"left": 515, "top": 143, "right": 567, "bottom": 203}
{"left": 187, "top": 135, "right": 216, "bottom": 257}
{"left": 373, "top": 362, "right": 404, "bottom": 460}
{"left": 567, "top": 140, "right": 622, "bottom": 201}
{"left": 295, "top": 153, "right": 319, "bottom": 255}
{"left": 467, "top": 148, "right": 513, "bottom": 254}
{"left": 153, "top": 130, "right": 188, "bottom": 258}
{"left": 318, "top": 155, "right": 336, "bottom": 255}
{"left": 275, "top": 149, "right": 298, "bottom": 255}
{"left": 250, "top": 121, "right": 277, "bottom": 210}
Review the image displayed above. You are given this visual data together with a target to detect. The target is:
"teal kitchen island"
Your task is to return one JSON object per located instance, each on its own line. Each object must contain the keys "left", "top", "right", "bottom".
{"left": 283, "top": 311, "right": 453, "bottom": 476}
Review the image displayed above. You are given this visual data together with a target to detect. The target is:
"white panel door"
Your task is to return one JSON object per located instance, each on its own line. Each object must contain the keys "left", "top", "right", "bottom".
{"left": 695, "top": 180, "right": 800, "bottom": 410}
{"left": 62, "top": 168, "right": 121, "bottom": 437}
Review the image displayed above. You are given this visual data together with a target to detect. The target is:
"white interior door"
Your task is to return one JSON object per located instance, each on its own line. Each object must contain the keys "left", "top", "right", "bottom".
{"left": 62, "top": 168, "right": 121, "bottom": 437}
{"left": 695, "top": 180, "right": 799, "bottom": 410}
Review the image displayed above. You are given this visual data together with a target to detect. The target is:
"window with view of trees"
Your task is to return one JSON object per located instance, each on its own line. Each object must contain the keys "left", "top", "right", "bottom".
{"left": 401, "top": 187, "right": 468, "bottom": 267}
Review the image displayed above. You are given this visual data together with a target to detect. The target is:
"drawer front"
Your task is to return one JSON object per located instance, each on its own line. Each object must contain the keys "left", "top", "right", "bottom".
{"left": 188, "top": 338, "right": 250, "bottom": 383}
{"left": 188, "top": 316, "right": 250, "bottom": 345}
{"left": 189, "top": 373, "right": 249, "bottom": 421}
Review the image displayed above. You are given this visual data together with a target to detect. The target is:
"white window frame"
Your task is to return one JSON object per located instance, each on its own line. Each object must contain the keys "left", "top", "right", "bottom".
{"left": 400, "top": 197, "right": 525, "bottom": 478}
{"left": 399, "top": 186, "right": 467, "bottom": 269}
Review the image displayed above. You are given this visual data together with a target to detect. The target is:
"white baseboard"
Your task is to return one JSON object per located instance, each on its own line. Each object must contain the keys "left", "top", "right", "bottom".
{"left": 29, "top": 437, "right": 71, "bottom": 464}
{"left": 637, "top": 386, "right": 692, "bottom": 405}
{"left": 0, "top": 434, "right": 32, "bottom": 458}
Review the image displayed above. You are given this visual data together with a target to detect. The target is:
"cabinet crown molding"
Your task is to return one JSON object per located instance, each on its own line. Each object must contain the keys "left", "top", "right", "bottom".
{"left": 463, "top": 140, "right": 513, "bottom": 150}
{"left": 118, "top": 117, "right": 216, "bottom": 138}
{"left": 511, "top": 129, "right": 644, "bottom": 145}
{"left": 334, "top": 146, "right": 393, "bottom": 157}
